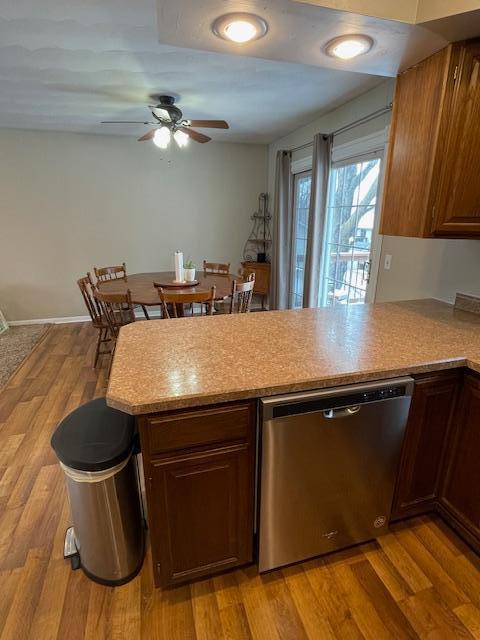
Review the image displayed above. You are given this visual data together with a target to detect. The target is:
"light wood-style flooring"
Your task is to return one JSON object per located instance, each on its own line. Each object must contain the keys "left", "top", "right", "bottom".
{"left": 1, "top": 322, "right": 480, "bottom": 639}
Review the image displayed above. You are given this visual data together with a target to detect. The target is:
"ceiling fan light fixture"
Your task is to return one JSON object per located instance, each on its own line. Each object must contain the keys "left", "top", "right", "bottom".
{"left": 174, "top": 129, "right": 189, "bottom": 148}
{"left": 212, "top": 13, "right": 268, "bottom": 44}
{"left": 153, "top": 126, "right": 171, "bottom": 149}
{"left": 325, "top": 34, "right": 374, "bottom": 60}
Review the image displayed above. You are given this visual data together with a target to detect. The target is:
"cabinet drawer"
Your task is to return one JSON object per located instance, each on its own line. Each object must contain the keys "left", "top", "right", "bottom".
{"left": 145, "top": 402, "right": 253, "bottom": 455}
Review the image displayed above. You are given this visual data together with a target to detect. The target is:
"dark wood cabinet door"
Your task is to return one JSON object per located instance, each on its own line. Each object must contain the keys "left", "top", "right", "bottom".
{"left": 440, "top": 374, "right": 480, "bottom": 546}
{"left": 392, "top": 372, "right": 460, "bottom": 519}
{"left": 149, "top": 443, "right": 254, "bottom": 586}
{"left": 432, "top": 39, "right": 480, "bottom": 236}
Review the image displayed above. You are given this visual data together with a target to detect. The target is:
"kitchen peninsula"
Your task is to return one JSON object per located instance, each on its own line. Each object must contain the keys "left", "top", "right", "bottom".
{"left": 107, "top": 300, "right": 480, "bottom": 587}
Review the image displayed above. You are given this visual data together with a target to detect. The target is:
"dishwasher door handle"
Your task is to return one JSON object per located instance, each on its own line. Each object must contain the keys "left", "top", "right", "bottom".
{"left": 323, "top": 405, "right": 361, "bottom": 419}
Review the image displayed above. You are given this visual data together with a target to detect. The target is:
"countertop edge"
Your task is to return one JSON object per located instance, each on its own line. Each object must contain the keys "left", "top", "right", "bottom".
{"left": 106, "top": 357, "right": 473, "bottom": 416}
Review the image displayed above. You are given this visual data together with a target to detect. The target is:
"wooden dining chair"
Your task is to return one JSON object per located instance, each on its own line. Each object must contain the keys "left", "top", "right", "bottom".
{"left": 229, "top": 273, "right": 255, "bottom": 313}
{"left": 94, "top": 289, "right": 136, "bottom": 337}
{"left": 93, "top": 289, "right": 136, "bottom": 375}
{"left": 94, "top": 262, "right": 150, "bottom": 319}
{"left": 158, "top": 287, "right": 216, "bottom": 319}
{"left": 77, "top": 273, "right": 112, "bottom": 368}
{"left": 203, "top": 260, "right": 230, "bottom": 275}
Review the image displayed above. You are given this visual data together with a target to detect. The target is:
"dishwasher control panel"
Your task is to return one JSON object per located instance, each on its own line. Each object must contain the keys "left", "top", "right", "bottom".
{"left": 268, "top": 380, "right": 412, "bottom": 420}
{"left": 362, "top": 385, "right": 406, "bottom": 402}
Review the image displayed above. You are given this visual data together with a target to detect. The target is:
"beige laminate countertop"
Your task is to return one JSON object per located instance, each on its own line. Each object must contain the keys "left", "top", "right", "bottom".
{"left": 106, "top": 299, "right": 480, "bottom": 415}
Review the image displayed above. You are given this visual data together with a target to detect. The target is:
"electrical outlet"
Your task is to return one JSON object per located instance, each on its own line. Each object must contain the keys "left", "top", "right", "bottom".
{"left": 384, "top": 254, "right": 392, "bottom": 270}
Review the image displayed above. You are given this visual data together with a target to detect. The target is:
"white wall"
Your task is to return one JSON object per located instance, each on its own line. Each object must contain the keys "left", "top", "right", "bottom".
{"left": 377, "top": 237, "right": 480, "bottom": 303}
{"left": 268, "top": 79, "right": 480, "bottom": 305}
{"left": 0, "top": 129, "right": 268, "bottom": 321}
{"left": 268, "top": 80, "right": 395, "bottom": 196}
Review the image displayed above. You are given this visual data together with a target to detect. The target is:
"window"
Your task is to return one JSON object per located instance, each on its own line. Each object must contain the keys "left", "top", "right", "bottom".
{"left": 290, "top": 171, "right": 312, "bottom": 308}
{"left": 288, "top": 133, "right": 385, "bottom": 310}
{"left": 319, "top": 154, "right": 382, "bottom": 307}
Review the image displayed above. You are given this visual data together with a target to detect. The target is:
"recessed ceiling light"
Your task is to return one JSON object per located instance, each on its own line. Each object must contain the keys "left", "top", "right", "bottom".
{"left": 212, "top": 13, "right": 268, "bottom": 44}
{"left": 325, "top": 35, "right": 374, "bottom": 60}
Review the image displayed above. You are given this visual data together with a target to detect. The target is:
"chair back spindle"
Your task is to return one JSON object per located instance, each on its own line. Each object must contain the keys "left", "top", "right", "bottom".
{"left": 203, "top": 261, "right": 230, "bottom": 275}
{"left": 77, "top": 273, "right": 103, "bottom": 325}
{"left": 94, "top": 262, "right": 127, "bottom": 283}
{"left": 230, "top": 273, "right": 255, "bottom": 314}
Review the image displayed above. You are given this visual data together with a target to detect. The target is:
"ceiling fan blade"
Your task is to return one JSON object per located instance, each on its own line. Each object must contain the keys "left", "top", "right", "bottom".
{"left": 187, "top": 120, "right": 229, "bottom": 129}
{"left": 138, "top": 128, "right": 158, "bottom": 142}
{"left": 102, "top": 121, "right": 156, "bottom": 124}
{"left": 181, "top": 128, "right": 211, "bottom": 144}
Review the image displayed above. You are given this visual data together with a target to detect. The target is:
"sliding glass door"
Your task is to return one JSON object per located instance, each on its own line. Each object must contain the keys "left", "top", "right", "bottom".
{"left": 290, "top": 170, "right": 312, "bottom": 308}
{"left": 319, "top": 153, "right": 383, "bottom": 307}
{"left": 288, "top": 151, "right": 383, "bottom": 309}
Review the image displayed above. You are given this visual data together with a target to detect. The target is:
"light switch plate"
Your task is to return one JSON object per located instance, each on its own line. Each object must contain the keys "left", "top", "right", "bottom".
{"left": 384, "top": 254, "right": 392, "bottom": 270}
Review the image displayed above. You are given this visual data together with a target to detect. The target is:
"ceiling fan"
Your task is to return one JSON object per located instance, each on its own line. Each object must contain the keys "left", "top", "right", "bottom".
{"left": 101, "top": 95, "right": 229, "bottom": 148}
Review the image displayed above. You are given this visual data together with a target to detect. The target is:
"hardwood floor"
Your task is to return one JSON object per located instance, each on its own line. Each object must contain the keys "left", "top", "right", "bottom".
{"left": 1, "top": 322, "right": 480, "bottom": 639}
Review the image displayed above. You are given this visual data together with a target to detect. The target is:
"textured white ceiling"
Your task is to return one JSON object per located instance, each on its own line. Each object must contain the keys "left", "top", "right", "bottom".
{"left": 1, "top": 0, "right": 479, "bottom": 143}
{"left": 0, "top": 0, "right": 387, "bottom": 143}
{"left": 156, "top": 0, "right": 455, "bottom": 77}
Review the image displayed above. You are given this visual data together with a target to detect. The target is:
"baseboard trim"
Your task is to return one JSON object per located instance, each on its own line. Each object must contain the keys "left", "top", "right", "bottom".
{"left": 8, "top": 309, "right": 161, "bottom": 326}
{"left": 8, "top": 315, "right": 90, "bottom": 326}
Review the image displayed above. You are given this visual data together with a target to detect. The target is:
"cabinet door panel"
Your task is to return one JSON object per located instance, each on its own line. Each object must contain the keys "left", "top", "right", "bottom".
{"left": 392, "top": 372, "right": 460, "bottom": 519}
{"left": 441, "top": 374, "right": 480, "bottom": 541}
{"left": 380, "top": 47, "right": 449, "bottom": 237}
{"left": 433, "top": 41, "right": 480, "bottom": 235}
{"left": 149, "top": 445, "right": 254, "bottom": 586}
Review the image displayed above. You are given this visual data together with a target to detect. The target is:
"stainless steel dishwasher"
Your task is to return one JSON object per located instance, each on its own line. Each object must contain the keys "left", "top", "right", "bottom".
{"left": 258, "top": 377, "right": 414, "bottom": 572}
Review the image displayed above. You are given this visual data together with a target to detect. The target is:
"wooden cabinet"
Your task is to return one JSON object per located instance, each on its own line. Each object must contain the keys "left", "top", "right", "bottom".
{"left": 392, "top": 371, "right": 461, "bottom": 519}
{"left": 241, "top": 261, "right": 270, "bottom": 308}
{"left": 135, "top": 370, "right": 480, "bottom": 587}
{"left": 393, "top": 370, "right": 480, "bottom": 553}
{"left": 381, "top": 38, "right": 480, "bottom": 238}
{"left": 439, "top": 373, "right": 480, "bottom": 550}
{"left": 432, "top": 41, "right": 480, "bottom": 235}
{"left": 138, "top": 401, "right": 256, "bottom": 587}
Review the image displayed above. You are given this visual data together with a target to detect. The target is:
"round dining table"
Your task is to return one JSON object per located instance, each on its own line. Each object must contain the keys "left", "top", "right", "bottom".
{"left": 96, "top": 271, "right": 236, "bottom": 307}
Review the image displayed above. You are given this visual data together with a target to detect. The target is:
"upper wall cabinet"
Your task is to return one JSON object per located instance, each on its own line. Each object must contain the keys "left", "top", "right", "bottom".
{"left": 381, "top": 39, "right": 480, "bottom": 238}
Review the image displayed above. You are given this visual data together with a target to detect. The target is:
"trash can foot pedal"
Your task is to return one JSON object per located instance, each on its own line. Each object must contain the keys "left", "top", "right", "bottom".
{"left": 64, "top": 526, "right": 80, "bottom": 570}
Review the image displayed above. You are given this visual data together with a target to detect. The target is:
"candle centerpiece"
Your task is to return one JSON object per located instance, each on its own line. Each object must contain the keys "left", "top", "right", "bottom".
{"left": 173, "top": 251, "right": 185, "bottom": 284}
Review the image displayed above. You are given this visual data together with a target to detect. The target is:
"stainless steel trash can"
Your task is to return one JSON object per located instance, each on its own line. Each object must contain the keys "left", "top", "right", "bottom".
{"left": 51, "top": 398, "right": 144, "bottom": 585}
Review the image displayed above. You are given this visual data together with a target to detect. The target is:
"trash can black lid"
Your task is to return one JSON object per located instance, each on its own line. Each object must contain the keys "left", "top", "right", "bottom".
{"left": 51, "top": 398, "right": 135, "bottom": 472}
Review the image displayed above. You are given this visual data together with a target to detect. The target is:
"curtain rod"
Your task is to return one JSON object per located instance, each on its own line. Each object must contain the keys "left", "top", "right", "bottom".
{"left": 287, "top": 103, "right": 393, "bottom": 154}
